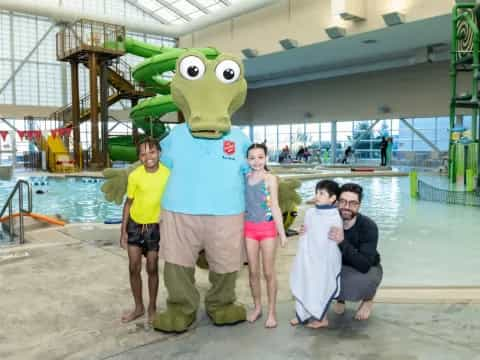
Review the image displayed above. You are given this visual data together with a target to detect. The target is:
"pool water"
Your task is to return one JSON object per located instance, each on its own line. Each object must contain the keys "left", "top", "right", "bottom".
{"left": 299, "top": 176, "right": 480, "bottom": 286}
{"left": 0, "top": 176, "right": 123, "bottom": 225}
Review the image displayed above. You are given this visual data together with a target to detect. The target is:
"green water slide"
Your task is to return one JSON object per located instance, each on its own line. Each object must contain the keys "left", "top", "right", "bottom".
{"left": 107, "top": 38, "right": 219, "bottom": 162}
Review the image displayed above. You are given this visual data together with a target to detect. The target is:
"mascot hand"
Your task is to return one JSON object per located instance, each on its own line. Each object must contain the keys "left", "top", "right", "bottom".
{"left": 278, "top": 179, "right": 302, "bottom": 231}
{"left": 101, "top": 162, "right": 142, "bottom": 205}
{"left": 278, "top": 179, "right": 302, "bottom": 214}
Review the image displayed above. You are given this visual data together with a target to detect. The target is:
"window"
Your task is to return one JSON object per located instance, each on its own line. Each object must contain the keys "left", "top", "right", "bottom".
{"left": 265, "top": 125, "right": 277, "bottom": 153}
{"left": 253, "top": 126, "right": 265, "bottom": 144}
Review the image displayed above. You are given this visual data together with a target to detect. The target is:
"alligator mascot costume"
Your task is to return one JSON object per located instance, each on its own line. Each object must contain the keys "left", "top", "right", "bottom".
{"left": 102, "top": 46, "right": 301, "bottom": 333}
{"left": 153, "top": 50, "right": 250, "bottom": 331}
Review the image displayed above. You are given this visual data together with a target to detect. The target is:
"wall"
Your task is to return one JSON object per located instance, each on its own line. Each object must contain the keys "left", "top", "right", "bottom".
{"left": 233, "top": 60, "right": 471, "bottom": 126}
{"left": 180, "top": 0, "right": 454, "bottom": 58}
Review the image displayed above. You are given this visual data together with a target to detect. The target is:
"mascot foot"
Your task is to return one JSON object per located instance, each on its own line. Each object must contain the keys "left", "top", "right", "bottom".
{"left": 152, "top": 310, "right": 196, "bottom": 333}
{"left": 208, "top": 304, "right": 246, "bottom": 326}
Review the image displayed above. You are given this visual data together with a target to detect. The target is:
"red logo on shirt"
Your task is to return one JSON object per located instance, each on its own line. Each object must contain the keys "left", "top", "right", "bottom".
{"left": 223, "top": 140, "right": 236, "bottom": 155}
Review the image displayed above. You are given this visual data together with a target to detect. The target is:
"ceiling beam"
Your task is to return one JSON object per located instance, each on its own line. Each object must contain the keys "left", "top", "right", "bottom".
{"left": 126, "top": 0, "right": 169, "bottom": 24}
{"left": 152, "top": 0, "right": 192, "bottom": 22}
{"left": 185, "top": 0, "right": 209, "bottom": 15}
{"left": 0, "top": 0, "right": 278, "bottom": 36}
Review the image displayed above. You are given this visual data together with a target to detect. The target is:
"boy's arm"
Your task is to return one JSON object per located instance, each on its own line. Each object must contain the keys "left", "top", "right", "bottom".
{"left": 121, "top": 173, "right": 136, "bottom": 249}
{"left": 120, "top": 198, "right": 133, "bottom": 249}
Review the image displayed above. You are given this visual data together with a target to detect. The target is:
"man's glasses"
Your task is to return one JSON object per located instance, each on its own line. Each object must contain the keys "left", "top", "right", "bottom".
{"left": 338, "top": 199, "right": 360, "bottom": 208}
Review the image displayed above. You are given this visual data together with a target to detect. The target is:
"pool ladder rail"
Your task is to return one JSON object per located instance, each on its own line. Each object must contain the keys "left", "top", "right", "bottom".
{"left": 0, "top": 179, "right": 32, "bottom": 244}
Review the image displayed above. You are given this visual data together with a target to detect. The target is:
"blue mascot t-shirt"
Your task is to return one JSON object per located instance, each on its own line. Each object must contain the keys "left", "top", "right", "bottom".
{"left": 160, "top": 123, "right": 251, "bottom": 215}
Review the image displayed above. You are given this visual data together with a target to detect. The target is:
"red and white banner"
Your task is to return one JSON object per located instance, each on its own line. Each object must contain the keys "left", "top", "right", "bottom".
{"left": 63, "top": 128, "right": 72, "bottom": 137}
{"left": 25, "top": 130, "right": 41, "bottom": 140}
{"left": 51, "top": 128, "right": 72, "bottom": 138}
{"left": 17, "top": 130, "right": 26, "bottom": 140}
{"left": 0, "top": 130, "right": 8, "bottom": 141}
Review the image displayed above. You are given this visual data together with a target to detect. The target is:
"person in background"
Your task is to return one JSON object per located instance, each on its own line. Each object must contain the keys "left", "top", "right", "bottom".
{"left": 279, "top": 146, "right": 291, "bottom": 163}
{"left": 303, "top": 147, "right": 311, "bottom": 162}
{"left": 342, "top": 146, "right": 353, "bottom": 164}
{"left": 379, "top": 137, "right": 388, "bottom": 166}
{"left": 296, "top": 146, "right": 305, "bottom": 161}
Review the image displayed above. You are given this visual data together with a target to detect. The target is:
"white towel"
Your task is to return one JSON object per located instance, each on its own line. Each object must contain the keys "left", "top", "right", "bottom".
{"left": 290, "top": 207, "right": 342, "bottom": 322}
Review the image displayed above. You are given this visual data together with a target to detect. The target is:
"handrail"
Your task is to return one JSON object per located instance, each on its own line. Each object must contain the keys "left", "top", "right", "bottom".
{"left": 0, "top": 180, "right": 32, "bottom": 244}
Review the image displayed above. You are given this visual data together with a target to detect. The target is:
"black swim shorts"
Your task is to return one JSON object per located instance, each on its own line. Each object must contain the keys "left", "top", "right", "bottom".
{"left": 127, "top": 217, "right": 160, "bottom": 254}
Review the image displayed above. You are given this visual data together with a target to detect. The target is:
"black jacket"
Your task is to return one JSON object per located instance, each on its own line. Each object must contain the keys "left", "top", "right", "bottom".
{"left": 338, "top": 213, "right": 381, "bottom": 273}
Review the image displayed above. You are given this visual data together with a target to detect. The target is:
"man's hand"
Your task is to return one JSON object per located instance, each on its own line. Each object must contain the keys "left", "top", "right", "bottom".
{"left": 120, "top": 232, "right": 128, "bottom": 250}
{"left": 328, "top": 226, "right": 344, "bottom": 244}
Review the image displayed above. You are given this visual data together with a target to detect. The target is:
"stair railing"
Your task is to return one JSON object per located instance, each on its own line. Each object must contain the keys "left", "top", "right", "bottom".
{"left": 0, "top": 180, "right": 32, "bottom": 244}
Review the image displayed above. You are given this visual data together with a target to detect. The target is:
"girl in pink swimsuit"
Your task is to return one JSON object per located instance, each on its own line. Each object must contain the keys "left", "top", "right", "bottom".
{"left": 245, "top": 143, "right": 287, "bottom": 328}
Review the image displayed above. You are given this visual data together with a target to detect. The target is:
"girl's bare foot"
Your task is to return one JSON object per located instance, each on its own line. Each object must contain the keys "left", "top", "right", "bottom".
{"left": 306, "top": 318, "right": 329, "bottom": 329}
{"left": 355, "top": 300, "right": 373, "bottom": 320}
{"left": 265, "top": 314, "right": 277, "bottom": 328}
{"left": 247, "top": 307, "right": 262, "bottom": 323}
{"left": 121, "top": 307, "right": 144, "bottom": 323}
{"left": 333, "top": 301, "right": 346, "bottom": 315}
{"left": 289, "top": 318, "right": 299, "bottom": 326}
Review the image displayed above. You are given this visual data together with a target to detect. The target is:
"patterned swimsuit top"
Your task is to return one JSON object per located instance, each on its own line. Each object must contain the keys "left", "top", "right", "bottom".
{"left": 245, "top": 177, "right": 273, "bottom": 222}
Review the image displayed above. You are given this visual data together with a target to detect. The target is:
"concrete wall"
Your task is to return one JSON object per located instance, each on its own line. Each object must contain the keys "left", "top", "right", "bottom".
{"left": 233, "top": 60, "right": 472, "bottom": 126}
{"left": 180, "top": 0, "right": 453, "bottom": 58}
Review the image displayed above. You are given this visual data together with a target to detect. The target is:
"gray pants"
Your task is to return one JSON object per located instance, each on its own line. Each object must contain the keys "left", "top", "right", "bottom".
{"left": 337, "top": 265, "right": 383, "bottom": 302}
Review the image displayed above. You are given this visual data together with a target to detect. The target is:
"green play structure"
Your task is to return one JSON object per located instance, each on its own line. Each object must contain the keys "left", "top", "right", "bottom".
{"left": 106, "top": 38, "right": 219, "bottom": 162}
{"left": 450, "top": 3, "right": 480, "bottom": 187}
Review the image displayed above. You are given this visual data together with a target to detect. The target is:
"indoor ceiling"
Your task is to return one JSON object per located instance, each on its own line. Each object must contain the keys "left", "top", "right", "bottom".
{"left": 128, "top": 0, "right": 236, "bottom": 24}
{"left": 244, "top": 14, "right": 452, "bottom": 89}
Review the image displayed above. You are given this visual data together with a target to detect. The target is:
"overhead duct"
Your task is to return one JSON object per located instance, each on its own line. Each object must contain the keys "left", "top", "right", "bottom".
{"left": 0, "top": 0, "right": 278, "bottom": 37}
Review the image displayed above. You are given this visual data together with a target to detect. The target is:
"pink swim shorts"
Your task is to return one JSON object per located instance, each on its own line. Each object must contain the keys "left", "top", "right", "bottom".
{"left": 244, "top": 220, "right": 277, "bottom": 241}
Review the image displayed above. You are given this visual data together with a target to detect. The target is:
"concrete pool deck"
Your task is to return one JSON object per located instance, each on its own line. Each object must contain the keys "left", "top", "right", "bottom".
{"left": 1, "top": 206, "right": 479, "bottom": 360}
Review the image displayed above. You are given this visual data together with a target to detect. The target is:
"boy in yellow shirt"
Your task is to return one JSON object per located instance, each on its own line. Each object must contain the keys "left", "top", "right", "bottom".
{"left": 120, "top": 137, "right": 170, "bottom": 323}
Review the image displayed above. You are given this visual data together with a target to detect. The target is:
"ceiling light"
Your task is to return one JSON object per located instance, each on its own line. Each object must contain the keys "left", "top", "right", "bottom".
{"left": 279, "top": 38, "right": 298, "bottom": 50}
{"left": 382, "top": 11, "right": 405, "bottom": 26}
{"left": 325, "top": 26, "right": 346, "bottom": 39}
{"left": 241, "top": 48, "right": 258, "bottom": 58}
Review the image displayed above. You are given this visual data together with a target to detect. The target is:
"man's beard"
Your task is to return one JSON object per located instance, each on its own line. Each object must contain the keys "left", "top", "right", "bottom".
{"left": 340, "top": 209, "right": 357, "bottom": 220}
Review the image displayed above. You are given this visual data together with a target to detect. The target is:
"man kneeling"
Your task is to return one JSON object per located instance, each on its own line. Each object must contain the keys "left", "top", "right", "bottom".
{"left": 328, "top": 183, "right": 383, "bottom": 320}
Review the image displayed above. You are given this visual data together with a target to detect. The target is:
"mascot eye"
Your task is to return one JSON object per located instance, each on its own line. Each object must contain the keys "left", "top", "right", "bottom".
{"left": 215, "top": 60, "right": 241, "bottom": 84}
{"left": 179, "top": 56, "right": 205, "bottom": 80}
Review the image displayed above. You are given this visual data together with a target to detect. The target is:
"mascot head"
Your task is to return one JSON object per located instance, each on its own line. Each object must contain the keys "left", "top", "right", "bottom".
{"left": 171, "top": 50, "right": 247, "bottom": 139}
